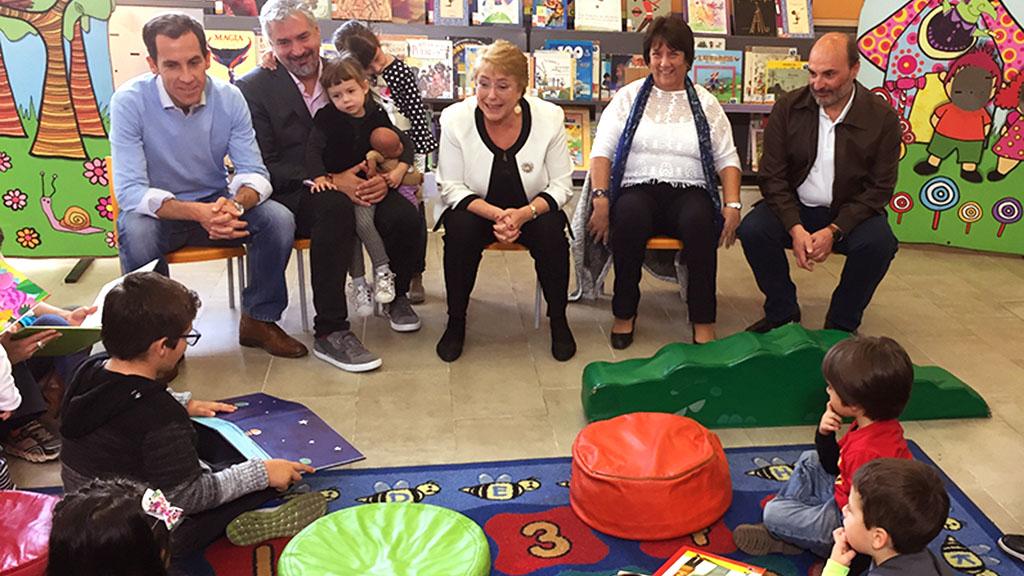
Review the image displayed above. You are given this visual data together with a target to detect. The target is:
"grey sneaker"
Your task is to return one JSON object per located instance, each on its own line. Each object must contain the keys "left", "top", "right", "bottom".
{"left": 386, "top": 295, "right": 421, "bottom": 332}
{"left": 3, "top": 419, "right": 60, "bottom": 462}
{"left": 313, "top": 330, "right": 382, "bottom": 372}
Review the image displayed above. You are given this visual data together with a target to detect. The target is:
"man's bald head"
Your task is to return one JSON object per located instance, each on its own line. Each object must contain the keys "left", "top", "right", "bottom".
{"left": 812, "top": 32, "right": 860, "bottom": 69}
{"left": 807, "top": 32, "right": 860, "bottom": 113}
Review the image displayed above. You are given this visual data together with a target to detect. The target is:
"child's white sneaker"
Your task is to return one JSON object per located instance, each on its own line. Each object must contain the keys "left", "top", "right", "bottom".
{"left": 347, "top": 278, "right": 374, "bottom": 316}
{"left": 373, "top": 266, "right": 396, "bottom": 304}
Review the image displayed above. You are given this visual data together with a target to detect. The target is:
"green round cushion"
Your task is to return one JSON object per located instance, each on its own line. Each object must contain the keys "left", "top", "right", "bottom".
{"left": 278, "top": 503, "right": 490, "bottom": 576}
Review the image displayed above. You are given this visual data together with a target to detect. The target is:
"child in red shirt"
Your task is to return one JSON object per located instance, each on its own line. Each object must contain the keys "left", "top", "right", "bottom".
{"left": 735, "top": 336, "right": 914, "bottom": 560}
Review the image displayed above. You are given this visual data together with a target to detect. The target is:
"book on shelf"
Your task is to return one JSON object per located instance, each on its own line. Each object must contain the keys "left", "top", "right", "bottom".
{"left": 732, "top": 0, "right": 778, "bottom": 36}
{"left": 749, "top": 114, "right": 767, "bottom": 172}
{"left": 406, "top": 38, "right": 455, "bottom": 99}
{"left": 434, "top": 0, "right": 470, "bottom": 25}
{"left": 451, "top": 37, "right": 491, "bottom": 97}
{"left": 532, "top": 49, "right": 576, "bottom": 100}
{"left": 391, "top": 0, "right": 428, "bottom": 22}
{"left": 764, "top": 59, "right": 807, "bottom": 101}
{"left": 743, "top": 45, "right": 797, "bottom": 103}
{"left": 563, "top": 106, "right": 591, "bottom": 170}
{"left": 543, "top": 39, "right": 597, "bottom": 101}
{"left": 626, "top": 0, "right": 670, "bottom": 33}
{"left": 603, "top": 53, "right": 646, "bottom": 97}
{"left": 692, "top": 49, "right": 743, "bottom": 104}
{"left": 780, "top": 0, "right": 813, "bottom": 37}
{"left": 308, "top": 0, "right": 331, "bottom": 19}
{"left": 379, "top": 34, "right": 425, "bottom": 60}
{"left": 472, "top": 0, "right": 522, "bottom": 25}
{"left": 654, "top": 546, "right": 767, "bottom": 576}
{"left": 532, "top": 0, "right": 569, "bottom": 28}
{"left": 573, "top": 0, "right": 622, "bottom": 31}
{"left": 205, "top": 30, "right": 259, "bottom": 85}
{"left": 695, "top": 36, "right": 727, "bottom": 50}
{"left": 687, "top": 0, "right": 729, "bottom": 35}
{"left": 332, "top": 0, "right": 393, "bottom": 20}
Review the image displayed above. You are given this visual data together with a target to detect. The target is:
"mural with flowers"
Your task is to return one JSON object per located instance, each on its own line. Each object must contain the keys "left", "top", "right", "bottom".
{"left": 0, "top": 0, "right": 116, "bottom": 257}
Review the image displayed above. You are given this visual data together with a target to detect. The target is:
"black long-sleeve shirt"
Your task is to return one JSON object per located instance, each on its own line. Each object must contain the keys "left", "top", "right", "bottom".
{"left": 305, "top": 98, "right": 415, "bottom": 179}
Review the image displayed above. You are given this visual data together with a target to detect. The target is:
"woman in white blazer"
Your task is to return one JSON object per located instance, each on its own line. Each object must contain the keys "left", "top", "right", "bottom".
{"left": 435, "top": 40, "right": 576, "bottom": 363}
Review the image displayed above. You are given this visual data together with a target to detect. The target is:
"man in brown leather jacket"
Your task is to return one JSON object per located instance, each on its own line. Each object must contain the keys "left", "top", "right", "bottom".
{"left": 738, "top": 33, "right": 900, "bottom": 333}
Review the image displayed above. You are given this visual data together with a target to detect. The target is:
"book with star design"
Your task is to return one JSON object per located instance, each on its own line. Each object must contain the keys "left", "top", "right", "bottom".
{"left": 193, "top": 392, "right": 363, "bottom": 471}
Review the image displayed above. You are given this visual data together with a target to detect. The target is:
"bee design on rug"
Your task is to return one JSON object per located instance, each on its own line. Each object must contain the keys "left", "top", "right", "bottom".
{"left": 557, "top": 480, "right": 570, "bottom": 488}
{"left": 745, "top": 457, "right": 795, "bottom": 482}
{"left": 941, "top": 535, "right": 1002, "bottom": 575}
{"left": 356, "top": 480, "right": 441, "bottom": 503}
{"left": 945, "top": 517, "right": 964, "bottom": 531}
{"left": 460, "top": 474, "right": 540, "bottom": 501}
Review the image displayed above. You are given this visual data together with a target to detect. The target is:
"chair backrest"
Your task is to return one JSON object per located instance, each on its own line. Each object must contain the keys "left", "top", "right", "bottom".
{"left": 485, "top": 242, "right": 528, "bottom": 252}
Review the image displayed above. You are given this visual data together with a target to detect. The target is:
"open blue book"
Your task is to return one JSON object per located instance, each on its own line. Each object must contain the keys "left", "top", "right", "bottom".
{"left": 193, "top": 393, "right": 364, "bottom": 471}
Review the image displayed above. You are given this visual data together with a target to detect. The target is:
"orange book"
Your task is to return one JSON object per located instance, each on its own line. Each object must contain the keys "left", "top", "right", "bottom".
{"left": 653, "top": 546, "right": 767, "bottom": 576}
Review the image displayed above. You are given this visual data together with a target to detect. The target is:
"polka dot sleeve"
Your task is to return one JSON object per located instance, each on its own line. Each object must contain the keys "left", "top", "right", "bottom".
{"left": 382, "top": 59, "right": 440, "bottom": 154}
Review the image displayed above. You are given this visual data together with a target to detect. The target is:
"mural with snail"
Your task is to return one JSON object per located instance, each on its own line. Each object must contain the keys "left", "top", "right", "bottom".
{"left": 0, "top": 0, "right": 116, "bottom": 257}
{"left": 858, "top": 0, "right": 1024, "bottom": 254}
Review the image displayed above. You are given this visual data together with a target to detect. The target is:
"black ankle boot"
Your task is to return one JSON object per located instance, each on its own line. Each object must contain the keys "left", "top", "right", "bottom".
{"left": 436, "top": 318, "right": 466, "bottom": 362}
{"left": 550, "top": 317, "right": 576, "bottom": 361}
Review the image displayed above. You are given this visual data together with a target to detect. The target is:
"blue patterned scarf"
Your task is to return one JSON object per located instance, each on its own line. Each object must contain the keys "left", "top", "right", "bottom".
{"left": 608, "top": 74, "right": 723, "bottom": 232}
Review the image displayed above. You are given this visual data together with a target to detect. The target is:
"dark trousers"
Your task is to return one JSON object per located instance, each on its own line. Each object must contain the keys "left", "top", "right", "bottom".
{"left": 293, "top": 191, "right": 357, "bottom": 337}
{"left": 737, "top": 202, "right": 898, "bottom": 331}
{"left": 170, "top": 425, "right": 276, "bottom": 560}
{"left": 374, "top": 189, "right": 425, "bottom": 296}
{"left": 611, "top": 183, "right": 718, "bottom": 324}
{"left": 442, "top": 209, "right": 569, "bottom": 321}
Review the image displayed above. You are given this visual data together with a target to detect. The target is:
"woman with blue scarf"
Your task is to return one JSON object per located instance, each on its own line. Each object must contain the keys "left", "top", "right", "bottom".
{"left": 588, "top": 16, "right": 743, "bottom": 348}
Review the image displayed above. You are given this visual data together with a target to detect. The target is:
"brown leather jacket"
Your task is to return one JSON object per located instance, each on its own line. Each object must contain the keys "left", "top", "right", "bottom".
{"left": 757, "top": 82, "right": 901, "bottom": 234}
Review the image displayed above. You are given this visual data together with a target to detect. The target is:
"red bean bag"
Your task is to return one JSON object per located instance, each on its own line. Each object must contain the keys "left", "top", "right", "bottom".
{"left": 0, "top": 491, "right": 59, "bottom": 576}
{"left": 570, "top": 412, "right": 731, "bottom": 540}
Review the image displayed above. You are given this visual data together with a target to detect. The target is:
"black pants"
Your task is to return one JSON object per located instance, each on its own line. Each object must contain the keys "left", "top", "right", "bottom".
{"left": 737, "top": 202, "right": 898, "bottom": 331}
{"left": 611, "top": 183, "right": 718, "bottom": 324}
{"left": 170, "top": 425, "right": 276, "bottom": 560}
{"left": 373, "top": 189, "right": 424, "bottom": 297}
{"left": 442, "top": 209, "right": 569, "bottom": 321}
{"left": 293, "top": 191, "right": 356, "bottom": 337}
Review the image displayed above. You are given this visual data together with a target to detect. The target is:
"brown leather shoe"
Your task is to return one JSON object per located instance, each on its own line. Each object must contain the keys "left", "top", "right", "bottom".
{"left": 239, "top": 316, "right": 308, "bottom": 358}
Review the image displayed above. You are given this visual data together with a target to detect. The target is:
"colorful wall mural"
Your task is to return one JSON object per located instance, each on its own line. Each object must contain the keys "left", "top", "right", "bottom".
{"left": 0, "top": 0, "right": 116, "bottom": 257}
{"left": 859, "top": 0, "right": 1024, "bottom": 254}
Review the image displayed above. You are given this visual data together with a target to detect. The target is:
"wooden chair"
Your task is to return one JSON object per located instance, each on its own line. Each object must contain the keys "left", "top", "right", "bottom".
{"left": 647, "top": 236, "right": 684, "bottom": 251}
{"left": 292, "top": 238, "right": 311, "bottom": 332}
{"left": 486, "top": 242, "right": 542, "bottom": 329}
{"left": 107, "top": 158, "right": 247, "bottom": 309}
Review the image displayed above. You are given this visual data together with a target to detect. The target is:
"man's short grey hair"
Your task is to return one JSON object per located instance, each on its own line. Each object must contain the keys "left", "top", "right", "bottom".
{"left": 259, "top": 0, "right": 318, "bottom": 39}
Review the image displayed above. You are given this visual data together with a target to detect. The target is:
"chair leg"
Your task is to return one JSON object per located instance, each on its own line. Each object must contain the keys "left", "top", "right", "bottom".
{"left": 296, "top": 248, "right": 310, "bottom": 333}
{"left": 534, "top": 277, "right": 542, "bottom": 330}
{"left": 227, "top": 259, "right": 236, "bottom": 310}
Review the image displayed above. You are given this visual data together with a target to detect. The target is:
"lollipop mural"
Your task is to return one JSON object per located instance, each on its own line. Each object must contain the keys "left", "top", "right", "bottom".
{"left": 957, "top": 201, "right": 983, "bottom": 234}
{"left": 890, "top": 191, "right": 914, "bottom": 224}
{"left": 992, "top": 196, "right": 1022, "bottom": 237}
{"left": 919, "top": 177, "right": 960, "bottom": 230}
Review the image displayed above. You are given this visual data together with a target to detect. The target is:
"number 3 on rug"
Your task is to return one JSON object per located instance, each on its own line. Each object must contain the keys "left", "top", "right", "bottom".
{"left": 521, "top": 520, "right": 572, "bottom": 559}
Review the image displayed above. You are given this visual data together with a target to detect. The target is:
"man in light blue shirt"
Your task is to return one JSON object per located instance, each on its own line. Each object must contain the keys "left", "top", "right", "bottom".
{"left": 111, "top": 13, "right": 306, "bottom": 358}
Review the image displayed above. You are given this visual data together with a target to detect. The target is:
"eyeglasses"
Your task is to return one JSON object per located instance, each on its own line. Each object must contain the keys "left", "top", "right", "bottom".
{"left": 180, "top": 329, "right": 201, "bottom": 347}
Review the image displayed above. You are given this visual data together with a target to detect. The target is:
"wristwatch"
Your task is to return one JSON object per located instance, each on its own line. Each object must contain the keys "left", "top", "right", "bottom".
{"left": 829, "top": 223, "right": 844, "bottom": 242}
{"left": 231, "top": 199, "right": 245, "bottom": 216}
{"left": 724, "top": 201, "right": 742, "bottom": 210}
{"left": 592, "top": 188, "right": 608, "bottom": 199}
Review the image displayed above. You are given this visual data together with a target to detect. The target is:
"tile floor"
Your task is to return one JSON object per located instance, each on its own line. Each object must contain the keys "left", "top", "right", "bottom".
{"left": 8, "top": 190, "right": 1024, "bottom": 534}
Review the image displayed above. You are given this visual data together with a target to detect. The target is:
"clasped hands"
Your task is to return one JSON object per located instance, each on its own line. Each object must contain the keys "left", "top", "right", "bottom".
{"left": 790, "top": 224, "right": 835, "bottom": 271}
{"left": 491, "top": 206, "right": 532, "bottom": 244}
{"left": 198, "top": 196, "right": 248, "bottom": 241}
{"left": 310, "top": 162, "right": 389, "bottom": 207}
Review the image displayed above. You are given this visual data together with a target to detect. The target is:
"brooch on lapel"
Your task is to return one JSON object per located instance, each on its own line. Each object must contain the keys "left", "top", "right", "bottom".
{"left": 521, "top": 161, "right": 534, "bottom": 173}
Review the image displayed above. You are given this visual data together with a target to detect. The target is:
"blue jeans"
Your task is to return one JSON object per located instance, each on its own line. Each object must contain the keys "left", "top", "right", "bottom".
{"left": 117, "top": 196, "right": 295, "bottom": 322}
{"left": 763, "top": 449, "right": 842, "bottom": 558}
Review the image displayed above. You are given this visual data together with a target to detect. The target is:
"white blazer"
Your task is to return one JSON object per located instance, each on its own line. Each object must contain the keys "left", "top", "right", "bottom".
{"left": 437, "top": 95, "right": 575, "bottom": 210}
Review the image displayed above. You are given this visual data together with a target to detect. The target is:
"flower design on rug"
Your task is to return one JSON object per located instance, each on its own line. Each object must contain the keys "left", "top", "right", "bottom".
{"left": 0, "top": 152, "right": 11, "bottom": 173}
{"left": 83, "top": 157, "right": 108, "bottom": 186}
{"left": 96, "top": 196, "right": 114, "bottom": 220}
{"left": 16, "top": 227, "right": 41, "bottom": 249}
{"left": 3, "top": 189, "right": 27, "bottom": 211}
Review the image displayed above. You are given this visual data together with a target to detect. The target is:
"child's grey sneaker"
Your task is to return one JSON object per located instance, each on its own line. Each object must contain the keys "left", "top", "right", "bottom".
{"left": 346, "top": 279, "right": 374, "bottom": 317}
{"left": 732, "top": 523, "right": 804, "bottom": 556}
{"left": 3, "top": 419, "right": 60, "bottom": 463}
{"left": 226, "top": 491, "right": 328, "bottom": 547}
{"left": 373, "top": 266, "right": 396, "bottom": 304}
{"left": 0, "top": 449, "right": 14, "bottom": 490}
{"left": 313, "top": 330, "right": 382, "bottom": 373}
{"left": 386, "top": 295, "right": 421, "bottom": 332}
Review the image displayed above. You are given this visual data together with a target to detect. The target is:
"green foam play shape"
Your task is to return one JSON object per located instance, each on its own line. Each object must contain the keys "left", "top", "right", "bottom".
{"left": 278, "top": 503, "right": 490, "bottom": 576}
{"left": 581, "top": 324, "right": 990, "bottom": 426}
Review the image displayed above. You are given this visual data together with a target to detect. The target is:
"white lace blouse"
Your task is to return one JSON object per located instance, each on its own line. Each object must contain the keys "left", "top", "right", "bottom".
{"left": 591, "top": 79, "right": 741, "bottom": 188}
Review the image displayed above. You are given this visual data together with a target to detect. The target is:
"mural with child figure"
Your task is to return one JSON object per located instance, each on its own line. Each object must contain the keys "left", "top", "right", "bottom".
{"left": 858, "top": 0, "right": 1024, "bottom": 254}
{"left": 0, "top": 0, "right": 116, "bottom": 257}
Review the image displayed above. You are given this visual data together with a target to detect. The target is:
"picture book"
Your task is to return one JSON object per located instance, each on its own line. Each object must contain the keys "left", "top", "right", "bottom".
{"left": 406, "top": 38, "right": 455, "bottom": 100}
{"left": 543, "top": 39, "right": 596, "bottom": 100}
{"left": 694, "top": 37, "right": 726, "bottom": 50}
{"left": 332, "top": 0, "right": 393, "bottom": 21}
{"left": 12, "top": 325, "right": 100, "bottom": 357}
{"left": 692, "top": 49, "right": 743, "bottom": 103}
{"left": 379, "top": 34, "right": 425, "bottom": 60}
{"left": 390, "top": 0, "right": 428, "bottom": 22}
{"left": 605, "top": 53, "right": 646, "bottom": 95}
{"left": 765, "top": 59, "right": 807, "bottom": 101}
{"left": 193, "top": 393, "right": 364, "bottom": 471}
{"left": 309, "top": 0, "right": 331, "bottom": 19}
{"left": 472, "top": 0, "right": 522, "bottom": 25}
{"left": 749, "top": 115, "right": 767, "bottom": 172}
{"left": 627, "top": 0, "right": 670, "bottom": 33}
{"left": 0, "top": 255, "right": 48, "bottom": 335}
{"left": 205, "top": 30, "right": 258, "bottom": 85}
{"left": 780, "top": 0, "right": 812, "bottom": 37}
{"left": 687, "top": 0, "right": 729, "bottom": 35}
{"left": 533, "top": 0, "right": 568, "bottom": 28}
{"left": 573, "top": 0, "right": 622, "bottom": 31}
{"left": 532, "top": 49, "right": 575, "bottom": 101}
{"left": 732, "top": 0, "right": 777, "bottom": 36}
{"left": 563, "top": 107, "right": 591, "bottom": 171}
{"left": 743, "top": 45, "right": 797, "bottom": 103}
{"left": 654, "top": 546, "right": 767, "bottom": 576}
{"left": 451, "top": 37, "right": 491, "bottom": 97}
{"left": 434, "top": 0, "right": 469, "bottom": 25}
